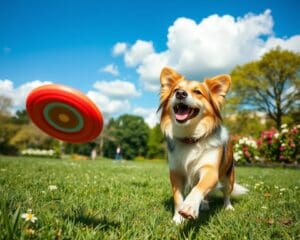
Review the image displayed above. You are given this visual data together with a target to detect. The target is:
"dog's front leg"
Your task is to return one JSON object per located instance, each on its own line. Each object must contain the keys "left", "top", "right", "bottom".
{"left": 179, "top": 165, "right": 218, "bottom": 220}
{"left": 169, "top": 170, "right": 185, "bottom": 224}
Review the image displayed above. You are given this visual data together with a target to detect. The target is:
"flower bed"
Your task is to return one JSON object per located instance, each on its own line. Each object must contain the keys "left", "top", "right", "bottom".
{"left": 233, "top": 124, "right": 299, "bottom": 165}
{"left": 21, "top": 148, "right": 59, "bottom": 158}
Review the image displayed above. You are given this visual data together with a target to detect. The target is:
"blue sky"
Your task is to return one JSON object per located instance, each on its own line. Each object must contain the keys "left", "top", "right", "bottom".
{"left": 0, "top": 0, "right": 299, "bottom": 126}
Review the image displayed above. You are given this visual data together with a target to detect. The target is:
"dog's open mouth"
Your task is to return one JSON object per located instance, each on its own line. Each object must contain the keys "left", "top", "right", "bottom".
{"left": 173, "top": 103, "right": 200, "bottom": 123}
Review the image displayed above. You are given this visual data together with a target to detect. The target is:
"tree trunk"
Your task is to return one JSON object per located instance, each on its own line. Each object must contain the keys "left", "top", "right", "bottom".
{"left": 276, "top": 111, "right": 282, "bottom": 130}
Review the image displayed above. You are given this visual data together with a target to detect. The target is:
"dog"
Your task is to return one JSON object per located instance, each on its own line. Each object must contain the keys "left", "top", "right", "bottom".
{"left": 158, "top": 67, "right": 247, "bottom": 224}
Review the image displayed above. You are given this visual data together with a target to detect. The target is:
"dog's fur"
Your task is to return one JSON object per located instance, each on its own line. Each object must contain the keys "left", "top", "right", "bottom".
{"left": 158, "top": 67, "right": 247, "bottom": 224}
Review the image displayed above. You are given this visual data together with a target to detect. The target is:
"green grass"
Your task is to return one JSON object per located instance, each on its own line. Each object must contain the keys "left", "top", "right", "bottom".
{"left": 0, "top": 156, "right": 299, "bottom": 240}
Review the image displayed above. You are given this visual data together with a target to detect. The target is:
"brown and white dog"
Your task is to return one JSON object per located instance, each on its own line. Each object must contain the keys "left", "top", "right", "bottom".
{"left": 158, "top": 67, "right": 247, "bottom": 224}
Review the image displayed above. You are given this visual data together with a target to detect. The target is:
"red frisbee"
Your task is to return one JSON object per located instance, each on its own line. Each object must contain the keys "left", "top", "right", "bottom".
{"left": 26, "top": 84, "right": 104, "bottom": 143}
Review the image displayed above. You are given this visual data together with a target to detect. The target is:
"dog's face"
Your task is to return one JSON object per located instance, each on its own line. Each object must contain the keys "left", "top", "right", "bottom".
{"left": 159, "top": 67, "right": 231, "bottom": 139}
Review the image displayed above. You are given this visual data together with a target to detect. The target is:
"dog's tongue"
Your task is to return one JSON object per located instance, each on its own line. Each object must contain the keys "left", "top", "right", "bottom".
{"left": 176, "top": 108, "right": 190, "bottom": 121}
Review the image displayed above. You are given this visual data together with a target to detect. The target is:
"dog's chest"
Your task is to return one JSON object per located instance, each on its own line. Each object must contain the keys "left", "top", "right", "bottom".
{"left": 167, "top": 138, "right": 222, "bottom": 191}
{"left": 167, "top": 139, "right": 207, "bottom": 172}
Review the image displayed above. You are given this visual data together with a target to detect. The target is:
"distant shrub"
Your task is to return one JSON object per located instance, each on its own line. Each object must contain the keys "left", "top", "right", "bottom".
{"left": 233, "top": 124, "right": 300, "bottom": 164}
{"left": 21, "top": 148, "right": 60, "bottom": 158}
{"left": 134, "top": 156, "right": 145, "bottom": 161}
{"left": 257, "top": 124, "right": 299, "bottom": 163}
{"left": 233, "top": 137, "right": 260, "bottom": 164}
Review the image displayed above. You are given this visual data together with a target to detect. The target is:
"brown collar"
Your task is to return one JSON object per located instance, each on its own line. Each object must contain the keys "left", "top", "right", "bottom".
{"left": 179, "top": 137, "right": 201, "bottom": 144}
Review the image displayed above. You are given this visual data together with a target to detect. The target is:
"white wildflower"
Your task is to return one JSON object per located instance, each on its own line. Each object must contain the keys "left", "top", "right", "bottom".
{"left": 274, "top": 133, "right": 280, "bottom": 139}
{"left": 281, "top": 129, "right": 288, "bottom": 134}
{"left": 21, "top": 209, "right": 38, "bottom": 223}
{"left": 48, "top": 185, "right": 58, "bottom": 191}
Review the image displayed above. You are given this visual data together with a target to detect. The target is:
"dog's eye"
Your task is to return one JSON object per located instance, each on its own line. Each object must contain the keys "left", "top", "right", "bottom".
{"left": 193, "top": 89, "right": 202, "bottom": 95}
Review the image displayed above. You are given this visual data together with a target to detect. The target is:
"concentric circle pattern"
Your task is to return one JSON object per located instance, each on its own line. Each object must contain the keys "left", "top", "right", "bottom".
{"left": 43, "top": 102, "right": 84, "bottom": 133}
{"left": 26, "top": 84, "right": 103, "bottom": 143}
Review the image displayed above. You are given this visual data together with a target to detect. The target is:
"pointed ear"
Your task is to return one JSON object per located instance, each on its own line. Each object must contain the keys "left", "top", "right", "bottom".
{"left": 158, "top": 67, "right": 183, "bottom": 113}
{"left": 204, "top": 74, "right": 231, "bottom": 106}
{"left": 160, "top": 67, "right": 183, "bottom": 90}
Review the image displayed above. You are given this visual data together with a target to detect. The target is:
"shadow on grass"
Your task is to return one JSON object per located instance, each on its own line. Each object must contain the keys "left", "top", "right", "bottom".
{"left": 163, "top": 195, "right": 234, "bottom": 237}
{"left": 65, "top": 206, "right": 120, "bottom": 231}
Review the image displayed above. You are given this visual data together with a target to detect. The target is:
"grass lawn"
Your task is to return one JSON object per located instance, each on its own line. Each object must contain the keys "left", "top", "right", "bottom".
{"left": 0, "top": 156, "right": 299, "bottom": 239}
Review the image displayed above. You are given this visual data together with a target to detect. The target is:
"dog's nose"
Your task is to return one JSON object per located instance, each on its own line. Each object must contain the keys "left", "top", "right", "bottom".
{"left": 175, "top": 89, "right": 188, "bottom": 100}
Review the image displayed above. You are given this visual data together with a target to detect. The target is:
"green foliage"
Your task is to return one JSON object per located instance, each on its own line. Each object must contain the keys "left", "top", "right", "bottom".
{"left": 64, "top": 142, "right": 96, "bottom": 156}
{"left": 0, "top": 120, "right": 20, "bottom": 155}
{"left": 0, "top": 101, "right": 60, "bottom": 155}
{"left": 147, "top": 124, "right": 166, "bottom": 159}
{"left": 9, "top": 123, "right": 57, "bottom": 150}
{"left": 0, "top": 95, "right": 12, "bottom": 116}
{"left": 11, "top": 110, "right": 29, "bottom": 125}
{"left": 257, "top": 125, "right": 299, "bottom": 163}
{"left": 233, "top": 125, "right": 300, "bottom": 164}
{"left": 224, "top": 110, "right": 268, "bottom": 138}
{"left": 103, "top": 114, "right": 149, "bottom": 160}
{"left": 0, "top": 157, "right": 299, "bottom": 239}
{"left": 21, "top": 148, "right": 60, "bottom": 158}
{"left": 230, "top": 47, "right": 300, "bottom": 129}
{"left": 233, "top": 137, "right": 259, "bottom": 164}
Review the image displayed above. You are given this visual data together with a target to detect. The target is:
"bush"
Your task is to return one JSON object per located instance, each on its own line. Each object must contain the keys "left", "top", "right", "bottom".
{"left": 233, "top": 136, "right": 260, "bottom": 164}
{"left": 257, "top": 124, "right": 299, "bottom": 163}
{"left": 233, "top": 124, "right": 300, "bottom": 164}
{"left": 21, "top": 148, "right": 60, "bottom": 158}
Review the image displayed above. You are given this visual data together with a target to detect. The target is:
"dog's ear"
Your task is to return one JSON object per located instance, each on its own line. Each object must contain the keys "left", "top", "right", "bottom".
{"left": 160, "top": 67, "right": 183, "bottom": 90}
{"left": 204, "top": 74, "right": 231, "bottom": 107}
{"left": 158, "top": 67, "right": 183, "bottom": 113}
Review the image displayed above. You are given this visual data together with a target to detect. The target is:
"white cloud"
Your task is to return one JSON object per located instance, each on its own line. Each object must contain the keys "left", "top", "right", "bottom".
{"left": 100, "top": 64, "right": 119, "bottom": 76}
{"left": 0, "top": 79, "right": 52, "bottom": 112}
{"left": 113, "top": 42, "right": 127, "bottom": 56}
{"left": 133, "top": 107, "right": 160, "bottom": 128}
{"left": 0, "top": 78, "right": 141, "bottom": 118}
{"left": 87, "top": 90, "right": 131, "bottom": 118}
{"left": 93, "top": 79, "right": 141, "bottom": 98}
{"left": 124, "top": 40, "right": 155, "bottom": 67}
{"left": 87, "top": 79, "right": 141, "bottom": 117}
{"left": 264, "top": 35, "right": 300, "bottom": 52}
{"left": 115, "top": 9, "right": 300, "bottom": 92}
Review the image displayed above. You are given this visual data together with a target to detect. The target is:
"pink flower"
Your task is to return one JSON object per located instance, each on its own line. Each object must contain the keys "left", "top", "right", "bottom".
{"left": 291, "top": 143, "right": 296, "bottom": 148}
{"left": 291, "top": 128, "right": 298, "bottom": 134}
{"left": 244, "top": 151, "right": 251, "bottom": 159}
{"left": 279, "top": 146, "right": 285, "bottom": 151}
{"left": 257, "top": 139, "right": 262, "bottom": 146}
{"left": 279, "top": 155, "right": 285, "bottom": 161}
{"left": 267, "top": 133, "right": 273, "bottom": 139}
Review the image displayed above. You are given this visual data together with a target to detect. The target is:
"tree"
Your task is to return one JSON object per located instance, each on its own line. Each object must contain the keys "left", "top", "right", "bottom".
{"left": 12, "top": 109, "right": 29, "bottom": 124}
{"left": 0, "top": 95, "right": 12, "bottom": 116}
{"left": 230, "top": 48, "right": 300, "bottom": 129}
{"left": 0, "top": 96, "right": 18, "bottom": 154}
{"left": 63, "top": 142, "right": 95, "bottom": 156}
{"left": 9, "top": 122, "right": 57, "bottom": 150}
{"left": 147, "top": 124, "right": 166, "bottom": 159}
{"left": 103, "top": 114, "right": 149, "bottom": 160}
{"left": 224, "top": 111, "right": 272, "bottom": 138}
{"left": 0, "top": 123, "right": 19, "bottom": 155}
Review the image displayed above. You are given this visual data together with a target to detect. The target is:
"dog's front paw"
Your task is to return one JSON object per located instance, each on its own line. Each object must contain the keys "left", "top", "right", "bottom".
{"left": 224, "top": 204, "right": 235, "bottom": 211}
{"left": 179, "top": 204, "right": 198, "bottom": 220}
{"left": 172, "top": 212, "right": 185, "bottom": 225}
{"left": 178, "top": 189, "right": 202, "bottom": 220}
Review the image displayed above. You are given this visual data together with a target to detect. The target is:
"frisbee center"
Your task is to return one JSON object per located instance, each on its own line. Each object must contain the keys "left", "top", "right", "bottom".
{"left": 58, "top": 113, "right": 70, "bottom": 123}
{"left": 43, "top": 102, "right": 84, "bottom": 133}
